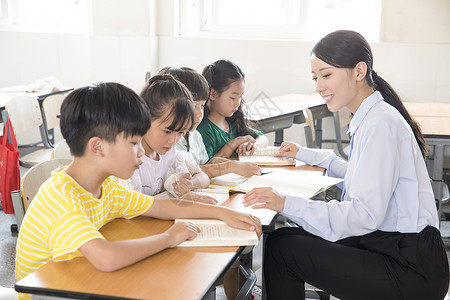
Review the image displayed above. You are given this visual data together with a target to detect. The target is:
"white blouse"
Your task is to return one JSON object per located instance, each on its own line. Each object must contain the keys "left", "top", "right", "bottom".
{"left": 175, "top": 130, "right": 209, "bottom": 165}
{"left": 282, "top": 91, "right": 438, "bottom": 242}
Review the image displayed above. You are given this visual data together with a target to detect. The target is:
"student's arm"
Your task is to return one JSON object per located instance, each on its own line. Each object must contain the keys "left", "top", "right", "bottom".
{"left": 79, "top": 222, "right": 199, "bottom": 272}
{"left": 200, "top": 160, "right": 262, "bottom": 178}
{"left": 143, "top": 198, "right": 262, "bottom": 237}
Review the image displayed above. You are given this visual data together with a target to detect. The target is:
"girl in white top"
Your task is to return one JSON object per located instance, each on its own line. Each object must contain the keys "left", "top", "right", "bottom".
{"left": 159, "top": 66, "right": 262, "bottom": 179}
{"left": 243, "top": 30, "right": 449, "bottom": 299}
{"left": 124, "top": 74, "right": 214, "bottom": 203}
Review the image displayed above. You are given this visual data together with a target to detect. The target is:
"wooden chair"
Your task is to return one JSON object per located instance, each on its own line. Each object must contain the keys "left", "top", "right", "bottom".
{"left": 10, "top": 158, "right": 72, "bottom": 232}
{"left": 42, "top": 93, "right": 67, "bottom": 147}
{"left": 304, "top": 108, "right": 351, "bottom": 160}
{"left": 51, "top": 139, "right": 73, "bottom": 160}
{"left": 5, "top": 96, "right": 53, "bottom": 167}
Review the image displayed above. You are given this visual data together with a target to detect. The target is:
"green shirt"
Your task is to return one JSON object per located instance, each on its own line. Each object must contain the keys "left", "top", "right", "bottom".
{"left": 197, "top": 118, "right": 263, "bottom": 159}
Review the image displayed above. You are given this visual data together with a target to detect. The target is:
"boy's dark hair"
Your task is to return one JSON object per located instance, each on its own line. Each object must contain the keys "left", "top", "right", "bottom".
{"left": 157, "top": 67, "right": 209, "bottom": 102}
{"left": 60, "top": 82, "right": 151, "bottom": 157}
{"left": 140, "top": 74, "right": 195, "bottom": 133}
{"left": 202, "top": 59, "right": 252, "bottom": 137}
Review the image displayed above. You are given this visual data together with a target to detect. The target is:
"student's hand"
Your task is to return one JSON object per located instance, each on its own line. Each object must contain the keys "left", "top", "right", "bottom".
{"left": 242, "top": 187, "right": 286, "bottom": 213}
{"left": 219, "top": 208, "right": 262, "bottom": 239}
{"left": 181, "top": 192, "right": 218, "bottom": 205}
{"left": 165, "top": 221, "right": 200, "bottom": 248}
{"left": 232, "top": 161, "right": 262, "bottom": 177}
{"left": 173, "top": 173, "right": 194, "bottom": 196}
{"left": 274, "top": 142, "right": 301, "bottom": 159}
{"left": 231, "top": 135, "right": 255, "bottom": 151}
{"left": 236, "top": 141, "right": 257, "bottom": 156}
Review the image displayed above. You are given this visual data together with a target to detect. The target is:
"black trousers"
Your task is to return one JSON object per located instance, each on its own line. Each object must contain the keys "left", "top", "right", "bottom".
{"left": 264, "top": 226, "right": 449, "bottom": 300}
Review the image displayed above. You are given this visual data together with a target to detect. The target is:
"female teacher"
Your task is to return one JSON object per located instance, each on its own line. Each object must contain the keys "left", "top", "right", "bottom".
{"left": 243, "top": 30, "right": 449, "bottom": 300}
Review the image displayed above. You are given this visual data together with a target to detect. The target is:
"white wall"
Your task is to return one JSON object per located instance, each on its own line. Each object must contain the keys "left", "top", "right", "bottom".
{"left": 0, "top": 0, "right": 449, "bottom": 165}
{"left": 156, "top": 0, "right": 450, "bottom": 163}
{"left": 0, "top": 0, "right": 158, "bottom": 94}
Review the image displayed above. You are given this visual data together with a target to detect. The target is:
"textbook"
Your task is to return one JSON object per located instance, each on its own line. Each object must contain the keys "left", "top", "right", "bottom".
{"left": 238, "top": 146, "right": 296, "bottom": 166}
{"left": 154, "top": 189, "right": 229, "bottom": 205}
{"left": 174, "top": 219, "right": 259, "bottom": 247}
{"left": 210, "top": 173, "right": 248, "bottom": 187}
{"left": 232, "top": 169, "right": 343, "bottom": 199}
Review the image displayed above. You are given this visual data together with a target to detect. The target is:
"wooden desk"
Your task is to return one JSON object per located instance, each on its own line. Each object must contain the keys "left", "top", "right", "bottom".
{"left": 16, "top": 217, "right": 242, "bottom": 300}
{"left": 15, "top": 165, "right": 321, "bottom": 300}
{"left": 246, "top": 93, "right": 332, "bottom": 146}
{"left": 404, "top": 102, "right": 450, "bottom": 219}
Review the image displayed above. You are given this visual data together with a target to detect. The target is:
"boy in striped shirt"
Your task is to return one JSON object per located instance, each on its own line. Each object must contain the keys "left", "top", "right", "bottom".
{"left": 15, "top": 82, "right": 261, "bottom": 299}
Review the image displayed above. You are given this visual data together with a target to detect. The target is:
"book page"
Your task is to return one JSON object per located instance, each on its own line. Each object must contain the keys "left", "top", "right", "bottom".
{"left": 239, "top": 147, "right": 295, "bottom": 166}
{"left": 232, "top": 169, "right": 342, "bottom": 199}
{"left": 175, "top": 219, "right": 259, "bottom": 247}
{"left": 210, "top": 173, "right": 248, "bottom": 187}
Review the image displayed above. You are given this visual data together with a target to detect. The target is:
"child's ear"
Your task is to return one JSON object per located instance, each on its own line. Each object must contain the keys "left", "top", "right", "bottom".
{"left": 87, "top": 137, "right": 105, "bottom": 157}
{"left": 209, "top": 88, "right": 218, "bottom": 101}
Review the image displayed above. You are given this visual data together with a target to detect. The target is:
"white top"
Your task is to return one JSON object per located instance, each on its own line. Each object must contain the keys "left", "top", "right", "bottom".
{"left": 120, "top": 147, "right": 206, "bottom": 196}
{"left": 282, "top": 91, "right": 438, "bottom": 242}
{"left": 175, "top": 130, "right": 209, "bottom": 165}
{"left": 135, "top": 147, "right": 178, "bottom": 196}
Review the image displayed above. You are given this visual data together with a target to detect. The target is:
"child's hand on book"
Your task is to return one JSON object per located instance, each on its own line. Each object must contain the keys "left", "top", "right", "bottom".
{"left": 242, "top": 187, "right": 286, "bottom": 213}
{"left": 166, "top": 221, "right": 200, "bottom": 248}
{"left": 219, "top": 208, "right": 262, "bottom": 239}
{"left": 275, "top": 142, "right": 301, "bottom": 159}
{"left": 173, "top": 173, "right": 194, "bottom": 196}
{"left": 236, "top": 141, "right": 257, "bottom": 156}
{"left": 232, "top": 161, "right": 262, "bottom": 177}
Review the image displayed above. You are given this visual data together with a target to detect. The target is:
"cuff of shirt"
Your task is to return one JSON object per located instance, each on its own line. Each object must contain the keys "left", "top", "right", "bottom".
{"left": 282, "top": 194, "right": 308, "bottom": 220}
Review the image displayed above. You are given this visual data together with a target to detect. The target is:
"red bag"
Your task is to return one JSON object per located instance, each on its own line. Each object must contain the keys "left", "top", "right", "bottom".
{"left": 0, "top": 117, "right": 20, "bottom": 214}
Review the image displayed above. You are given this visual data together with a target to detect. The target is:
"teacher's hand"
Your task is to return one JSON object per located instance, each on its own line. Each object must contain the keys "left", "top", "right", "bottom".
{"left": 242, "top": 187, "right": 286, "bottom": 213}
{"left": 274, "top": 142, "right": 301, "bottom": 159}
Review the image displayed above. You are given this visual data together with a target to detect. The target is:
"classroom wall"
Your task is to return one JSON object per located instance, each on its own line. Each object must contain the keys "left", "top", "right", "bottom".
{"left": 0, "top": 0, "right": 449, "bottom": 166}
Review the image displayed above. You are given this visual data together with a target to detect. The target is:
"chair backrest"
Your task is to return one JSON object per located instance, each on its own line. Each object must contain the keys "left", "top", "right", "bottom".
{"left": 51, "top": 139, "right": 73, "bottom": 160}
{"left": 20, "top": 158, "right": 72, "bottom": 211}
{"left": 43, "top": 93, "right": 65, "bottom": 130}
{"left": 5, "top": 96, "right": 43, "bottom": 134}
{"left": 303, "top": 108, "right": 315, "bottom": 147}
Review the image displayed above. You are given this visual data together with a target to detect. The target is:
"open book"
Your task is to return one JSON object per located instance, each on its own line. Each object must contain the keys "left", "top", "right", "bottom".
{"left": 232, "top": 169, "right": 343, "bottom": 199}
{"left": 210, "top": 172, "right": 248, "bottom": 187}
{"left": 174, "top": 219, "right": 259, "bottom": 247}
{"left": 238, "top": 147, "right": 295, "bottom": 166}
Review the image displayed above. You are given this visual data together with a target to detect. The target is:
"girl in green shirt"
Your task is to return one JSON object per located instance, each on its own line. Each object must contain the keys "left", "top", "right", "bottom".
{"left": 198, "top": 59, "right": 269, "bottom": 160}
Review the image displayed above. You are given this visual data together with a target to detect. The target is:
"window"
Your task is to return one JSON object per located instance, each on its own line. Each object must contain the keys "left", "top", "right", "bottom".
{"left": 180, "top": 0, "right": 382, "bottom": 42}
{"left": 0, "top": 0, "right": 88, "bottom": 34}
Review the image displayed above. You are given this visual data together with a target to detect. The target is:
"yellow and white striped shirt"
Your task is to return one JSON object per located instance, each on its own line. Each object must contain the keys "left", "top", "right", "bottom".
{"left": 15, "top": 166, "right": 154, "bottom": 299}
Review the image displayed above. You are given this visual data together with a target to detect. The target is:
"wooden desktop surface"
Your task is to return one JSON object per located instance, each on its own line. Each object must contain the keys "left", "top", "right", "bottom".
{"left": 15, "top": 164, "right": 321, "bottom": 299}
{"left": 16, "top": 217, "right": 242, "bottom": 300}
{"left": 404, "top": 102, "right": 450, "bottom": 136}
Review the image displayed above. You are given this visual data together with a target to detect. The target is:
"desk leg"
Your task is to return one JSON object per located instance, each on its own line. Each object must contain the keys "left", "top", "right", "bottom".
{"left": 261, "top": 231, "right": 268, "bottom": 300}
{"left": 315, "top": 119, "right": 323, "bottom": 148}
{"left": 274, "top": 130, "right": 284, "bottom": 146}
{"left": 431, "top": 145, "right": 445, "bottom": 222}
